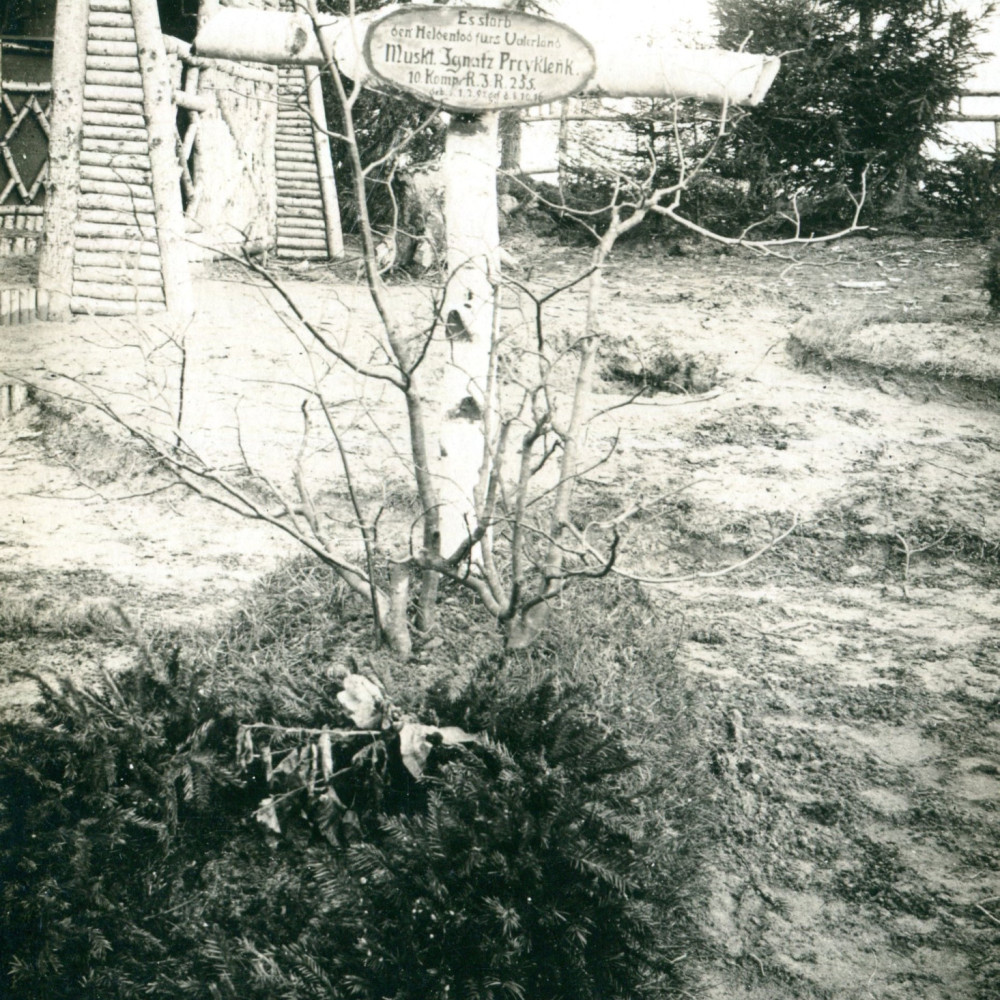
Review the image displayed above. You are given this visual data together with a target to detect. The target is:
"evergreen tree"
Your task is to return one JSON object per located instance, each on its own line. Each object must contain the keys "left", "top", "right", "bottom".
{"left": 712, "top": 0, "right": 991, "bottom": 220}
{"left": 313, "top": 0, "right": 447, "bottom": 234}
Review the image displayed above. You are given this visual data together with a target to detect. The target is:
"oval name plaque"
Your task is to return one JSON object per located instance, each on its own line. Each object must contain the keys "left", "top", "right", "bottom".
{"left": 364, "top": 6, "right": 596, "bottom": 112}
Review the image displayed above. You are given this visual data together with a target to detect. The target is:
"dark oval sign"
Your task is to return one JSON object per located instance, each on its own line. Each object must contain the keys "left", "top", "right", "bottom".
{"left": 364, "top": 6, "right": 596, "bottom": 112}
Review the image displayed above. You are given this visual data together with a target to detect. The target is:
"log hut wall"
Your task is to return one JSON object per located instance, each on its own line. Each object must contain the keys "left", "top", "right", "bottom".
{"left": 164, "top": 21, "right": 342, "bottom": 260}
{"left": 275, "top": 63, "right": 339, "bottom": 259}
{"left": 267, "top": 0, "right": 341, "bottom": 259}
{"left": 33, "top": 0, "right": 192, "bottom": 317}
{"left": 72, "top": 0, "right": 169, "bottom": 314}
{"left": 179, "top": 0, "right": 341, "bottom": 260}
{"left": 6, "top": 0, "right": 341, "bottom": 324}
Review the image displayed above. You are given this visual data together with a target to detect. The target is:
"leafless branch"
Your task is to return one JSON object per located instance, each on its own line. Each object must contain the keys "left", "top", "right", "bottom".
{"left": 613, "top": 514, "right": 800, "bottom": 587}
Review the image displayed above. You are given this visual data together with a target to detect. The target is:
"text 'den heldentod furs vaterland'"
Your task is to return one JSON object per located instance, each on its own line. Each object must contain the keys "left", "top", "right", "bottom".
{"left": 364, "top": 6, "right": 596, "bottom": 112}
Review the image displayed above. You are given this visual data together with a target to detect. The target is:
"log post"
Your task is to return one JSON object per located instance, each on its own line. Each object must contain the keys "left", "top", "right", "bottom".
{"left": 38, "top": 0, "right": 90, "bottom": 320}
{"left": 437, "top": 109, "right": 502, "bottom": 557}
{"left": 306, "top": 65, "right": 344, "bottom": 259}
{"left": 132, "top": 0, "right": 194, "bottom": 317}
{"left": 498, "top": 109, "right": 521, "bottom": 198}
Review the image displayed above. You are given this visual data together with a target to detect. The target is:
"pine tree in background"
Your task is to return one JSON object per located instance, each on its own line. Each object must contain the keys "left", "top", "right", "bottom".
{"left": 712, "top": 0, "right": 991, "bottom": 222}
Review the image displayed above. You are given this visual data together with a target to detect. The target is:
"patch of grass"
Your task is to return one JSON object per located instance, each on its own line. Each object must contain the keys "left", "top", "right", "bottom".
{"left": 803, "top": 681, "right": 928, "bottom": 725}
{"left": 694, "top": 404, "right": 803, "bottom": 449}
{"left": 763, "top": 502, "right": 1000, "bottom": 590}
{"left": 944, "top": 684, "right": 1000, "bottom": 722}
{"left": 32, "top": 394, "right": 160, "bottom": 487}
{"left": 789, "top": 314, "right": 1000, "bottom": 386}
{"left": 0, "top": 584, "right": 132, "bottom": 642}
{"left": 832, "top": 836, "right": 942, "bottom": 917}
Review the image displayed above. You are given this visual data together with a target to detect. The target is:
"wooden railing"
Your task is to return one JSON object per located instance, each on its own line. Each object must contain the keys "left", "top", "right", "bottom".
{"left": 951, "top": 89, "right": 1000, "bottom": 148}
{"left": 0, "top": 80, "right": 50, "bottom": 206}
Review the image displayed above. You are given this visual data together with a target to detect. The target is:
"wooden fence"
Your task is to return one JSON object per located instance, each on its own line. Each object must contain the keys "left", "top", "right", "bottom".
{"left": 951, "top": 89, "right": 1000, "bottom": 149}
{"left": 0, "top": 380, "right": 30, "bottom": 420}
{"left": 0, "top": 204, "right": 44, "bottom": 254}
{"left": 0, "top": 285, "right": 42, "bottom": 324}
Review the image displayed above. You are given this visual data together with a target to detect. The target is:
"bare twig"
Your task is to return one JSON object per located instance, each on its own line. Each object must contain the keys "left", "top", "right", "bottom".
{"left": 893, "top": 525, "right": 950, "bottom": 598}
{"left": 613, "top": 514, "right": 800, "bottom": 587}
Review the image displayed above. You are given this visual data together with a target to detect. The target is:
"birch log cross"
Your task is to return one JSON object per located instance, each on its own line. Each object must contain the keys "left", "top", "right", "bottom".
{"left": 194, "top": 0, "right": 779, "bottom": 641}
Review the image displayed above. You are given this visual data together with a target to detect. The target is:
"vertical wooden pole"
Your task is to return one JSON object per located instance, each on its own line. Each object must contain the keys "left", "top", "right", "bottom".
{"left": 498, "top": 109, "right": 521, "bottom": 197}
{"left": 132, "top": 0, "right": 194, "bottom": 316}
{"left": 300, "top": 0, "right": 342, "bottom": 260}
{"left": 437, "top": 110, "right": 501, "bottom": 558}
{"left": 37, "top": 0, "right": 90, "bottom": 321}
{"left": 306, "top": 65, "right": 345, "bottom": 259}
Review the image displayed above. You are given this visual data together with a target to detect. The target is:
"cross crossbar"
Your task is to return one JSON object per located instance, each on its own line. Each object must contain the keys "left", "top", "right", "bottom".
{"left": 194, "top": 5, "right": 780, "bottom": 108}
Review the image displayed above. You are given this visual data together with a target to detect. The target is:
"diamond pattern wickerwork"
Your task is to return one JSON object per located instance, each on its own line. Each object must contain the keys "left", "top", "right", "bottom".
{"left": 0, "top": 83, "right": 51, "bottom": 207}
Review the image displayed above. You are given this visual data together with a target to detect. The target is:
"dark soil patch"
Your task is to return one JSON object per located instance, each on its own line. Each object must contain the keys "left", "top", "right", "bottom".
{"left": 693, "top": 404, "right": 806, "bottom": 449}
{"left": 0, "top": 253, "right": 38, "bottom": 287}
{"left": 602, "top": 347, "right": 720, "bottom": 395}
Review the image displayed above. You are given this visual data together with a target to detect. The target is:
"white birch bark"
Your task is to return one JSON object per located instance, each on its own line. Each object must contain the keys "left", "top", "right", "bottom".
{"left": 436, "top": 111, "right": 501, "bottom": 559}
{"left": 38, "top": 0, "right": 90, "bottom": 320}
{"left": 133, "top": 0, "right": 194, "bottom": 317}
{"left": 194, "top": 6, "right": 780, "bottom": 106}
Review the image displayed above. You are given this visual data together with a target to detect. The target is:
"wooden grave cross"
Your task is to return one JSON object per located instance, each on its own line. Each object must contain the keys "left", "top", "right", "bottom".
{"left": 195, "top": 0, "right": 779, "bottom": 557}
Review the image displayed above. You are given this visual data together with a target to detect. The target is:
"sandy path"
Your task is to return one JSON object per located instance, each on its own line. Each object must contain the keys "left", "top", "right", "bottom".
{"left": 1, "top": 237, "right": 998, "bottom": 997}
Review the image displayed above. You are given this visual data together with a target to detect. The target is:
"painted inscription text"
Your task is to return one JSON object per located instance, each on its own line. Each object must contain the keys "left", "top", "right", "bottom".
{"left": 365, "top": 7, "right": 596, "bottom": 111}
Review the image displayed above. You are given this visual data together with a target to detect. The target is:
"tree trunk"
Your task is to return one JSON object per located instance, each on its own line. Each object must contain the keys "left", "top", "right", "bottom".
{"left": 437, "top": 111, "right": 501, "bottom": 560}
{"left": 133, "top": 0, "right": 194, "bottom": 317}
{"left": 498, "top": 110, "right": 522, "bottom": 198}
{"left": 558, "top": 100, "right": 571, "bottom": 192}
{"left": 857, "top": 2, "right": 875, "bottom": 43}
{"left": 384, "top": 563, "right": 412, "bottom": 660}
{"left": 38, "top": 0, "right": 89, "bottom": 320}
{"left": 398, "top": 165, "right": 446, "bottom": 271}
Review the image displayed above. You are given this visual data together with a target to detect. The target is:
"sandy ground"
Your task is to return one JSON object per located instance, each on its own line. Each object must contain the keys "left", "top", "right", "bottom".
{"left": 1, "top": 233, "right": 998, "bottom": 998}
